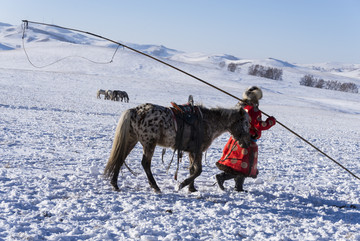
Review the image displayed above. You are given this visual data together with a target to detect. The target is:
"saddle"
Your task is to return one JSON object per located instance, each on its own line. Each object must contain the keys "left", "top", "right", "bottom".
{"left": 170, "top": 93, "right": 201, "bottom": 127}
{"left": 170, "top": 99, "right": 203, "bottom": 148}
{"left": 168, "top": 96, "right": 204, "bottom": 179}
{"left": 170, "top": 102, "right": 202, "bottom": 126}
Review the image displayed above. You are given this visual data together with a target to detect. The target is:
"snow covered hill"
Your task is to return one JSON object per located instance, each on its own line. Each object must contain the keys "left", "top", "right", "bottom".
{"left": 1, "top": 21, "right": 360, "bottom": 82}
{"left": 1, "top": 22, "right": 360, "bottom": 240}
{"left": 301, "top": 62, "right": 360, "bottom": 79}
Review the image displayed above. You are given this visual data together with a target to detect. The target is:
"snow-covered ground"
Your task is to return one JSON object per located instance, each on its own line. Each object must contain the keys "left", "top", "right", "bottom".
{"left": 1, "top": 22, "right": 360, "bottom": 240}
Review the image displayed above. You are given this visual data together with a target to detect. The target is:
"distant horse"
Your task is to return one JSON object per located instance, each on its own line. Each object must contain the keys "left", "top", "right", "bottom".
{"left": 111, "top": 90, "right": 120, "bottom": 101}
{"left": 119, "top": 91, "right": 129, "bottom": 102}
{"left": 104, "top": 103, "right": 250, "bottom": 193}
{"left": 96, "top": 89, "right": 109, "bottom": 99}
{"left": 112, "top": 90, "right": 129, "bottom": 102}
{"left": 106, "top": 90, "right": 113, "bottom": 100}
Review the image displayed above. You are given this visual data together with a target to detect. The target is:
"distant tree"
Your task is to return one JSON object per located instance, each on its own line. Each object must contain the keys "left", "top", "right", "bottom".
{"left": 265, "top": 68, "right": 274, "bottom": 79}
{"left": 274, "top": 68, "right": 283, "bottom": 80}
{"left": 248, "top": 65, "right": 257, "bottom": 76}
{"left": 315, "top": 78, "right": 325, "bottom": 88}
{"left": 227, "top": 63, "right": 237, "bottom": 72}
{"left": 340, "top": 82, "right": 358, "bottom": 93}
{"left": 325, "top": 80, "right": 341, "bottom": 90}
{"left": 300, "top": 75, "right": 315, "bottom": 87}
{"left": 227, "top": 62, "right": 243, "bottom": 72}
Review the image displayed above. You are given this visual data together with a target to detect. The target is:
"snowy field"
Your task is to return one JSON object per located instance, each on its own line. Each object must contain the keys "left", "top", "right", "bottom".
{"left": 1, "top": 23, "right": 360, "bottom": 240}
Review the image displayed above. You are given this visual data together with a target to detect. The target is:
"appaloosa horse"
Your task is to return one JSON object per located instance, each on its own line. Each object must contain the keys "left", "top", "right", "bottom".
{"left": 104, "top": 103, "right": 250, "bottom": 193}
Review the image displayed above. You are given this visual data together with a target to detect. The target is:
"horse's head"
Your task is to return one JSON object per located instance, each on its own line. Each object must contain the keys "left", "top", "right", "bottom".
{"left": 228, "top": 107, "right": 251, "bottom": 148}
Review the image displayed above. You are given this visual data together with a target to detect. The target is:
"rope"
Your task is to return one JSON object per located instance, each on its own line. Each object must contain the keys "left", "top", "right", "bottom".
{"left": 21, "top": 21, "right": 120, "bottom": 68}
{"left": 21, "top": 20, "right": 360, "bottom": 181}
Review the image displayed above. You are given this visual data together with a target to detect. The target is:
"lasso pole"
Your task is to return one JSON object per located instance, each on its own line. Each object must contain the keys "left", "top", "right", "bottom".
{"left": 21, "top": 20, "right": 360, "bottom": 181}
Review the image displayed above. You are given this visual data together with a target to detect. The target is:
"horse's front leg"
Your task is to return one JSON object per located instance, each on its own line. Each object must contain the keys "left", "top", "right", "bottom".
{"left": 188, "top": 152, "right": 197, "bottom": 192}
{"left": 141, "top": 143, "right": 161, "bottom": 193}
{"left": 179, "top": 152, "right": 202, "bottom": 192}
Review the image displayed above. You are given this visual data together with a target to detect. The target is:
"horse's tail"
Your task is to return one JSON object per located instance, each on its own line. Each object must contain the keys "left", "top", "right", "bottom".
{"left": 104, "top": 109, "right": 134, "bottom": 181}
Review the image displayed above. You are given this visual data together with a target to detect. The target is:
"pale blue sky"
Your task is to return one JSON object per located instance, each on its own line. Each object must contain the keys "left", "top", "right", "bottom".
{"left": 2, "top": 0, "right": 360, "bottom": 63}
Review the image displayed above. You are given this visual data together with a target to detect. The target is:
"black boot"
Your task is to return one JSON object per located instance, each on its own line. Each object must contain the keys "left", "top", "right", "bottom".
{"left": 234, "top": 175, "right": 246, "bottom": 192}
{"left": 215, "top": 174, "right": 225, "bottom": 190}
{"left": 216, "top": 172, "right": 236, "bottom": 191}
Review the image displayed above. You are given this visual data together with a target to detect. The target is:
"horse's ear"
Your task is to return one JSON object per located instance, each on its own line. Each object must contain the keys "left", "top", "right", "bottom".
{"left": 239, "top": 107, "right": 250, "bottom": 122}
{"left": 239, "top": 106, "right": 246, "bottom": 115}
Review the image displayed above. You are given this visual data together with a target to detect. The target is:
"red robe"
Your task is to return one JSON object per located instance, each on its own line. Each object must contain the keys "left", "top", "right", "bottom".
{"left": 216, "top": 105, "right": 276, "bottom": 177}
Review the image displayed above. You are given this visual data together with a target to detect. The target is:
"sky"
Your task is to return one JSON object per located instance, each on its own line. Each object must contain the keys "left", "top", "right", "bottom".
{"left": 1, "top": 0, "right": 360, "bottom": 64}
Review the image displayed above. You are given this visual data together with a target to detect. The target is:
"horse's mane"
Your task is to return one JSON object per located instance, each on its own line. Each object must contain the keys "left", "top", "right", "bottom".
{"left": 198, "top": 105, "right": 240, "bottom": 119}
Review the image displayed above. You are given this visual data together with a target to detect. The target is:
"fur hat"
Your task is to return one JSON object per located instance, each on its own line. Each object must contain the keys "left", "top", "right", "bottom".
{"left": 242, "top": 86, "right": 263, "bottom": 104}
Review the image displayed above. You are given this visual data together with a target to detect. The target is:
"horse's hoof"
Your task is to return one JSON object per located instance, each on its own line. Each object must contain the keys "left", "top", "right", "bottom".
{"left": 235, "top": 188, "right": 248, "bottom": 193}
{"left": 188, "top": 187, "right": 197, "bottom": 192}
{"left": 111, "top": 183, "right": 120, "bottom": 191}
{"left": 154, "top": 189, "right": 162, "bottom": 194}
{"left": 112, "top": 187, "right": 120, "bottom": 192}
{"left": 178, "top": 183, "right": 185, "bottom": 190}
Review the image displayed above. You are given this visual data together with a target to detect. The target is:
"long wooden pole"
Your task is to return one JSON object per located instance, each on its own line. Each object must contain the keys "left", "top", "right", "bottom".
{"left": 22, "top": 20, "right": 360, "bottom": 181}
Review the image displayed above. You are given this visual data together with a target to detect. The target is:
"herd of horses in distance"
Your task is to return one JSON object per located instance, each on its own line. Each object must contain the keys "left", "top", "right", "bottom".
{"left": 97, "top": 89, "right": 129, "bottom": 102}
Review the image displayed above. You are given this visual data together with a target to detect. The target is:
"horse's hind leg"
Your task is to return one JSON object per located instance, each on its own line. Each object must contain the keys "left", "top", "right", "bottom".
{"left": 141, "top": 142, "right": 161, "bottom": 193}
{"left": 110, "top": 139, "right": 137, "bottom": 191}
{"left": 179, "top": 152, "right": 202, "bottom": 192}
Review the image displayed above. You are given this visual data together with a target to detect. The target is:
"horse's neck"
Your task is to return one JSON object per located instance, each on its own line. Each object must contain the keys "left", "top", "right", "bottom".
{"left": 202, "top": 108, "right": 232, "bottom": 140}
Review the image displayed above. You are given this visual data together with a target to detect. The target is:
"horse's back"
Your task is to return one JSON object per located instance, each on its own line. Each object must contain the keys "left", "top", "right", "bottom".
{"left": 130, "top": 103, "right": 176, "bottom": 148}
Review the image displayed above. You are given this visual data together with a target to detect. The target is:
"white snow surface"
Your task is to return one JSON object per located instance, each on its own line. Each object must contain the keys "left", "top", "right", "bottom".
{"left": 1, "top": 22, "right": 360, "bottom": 240}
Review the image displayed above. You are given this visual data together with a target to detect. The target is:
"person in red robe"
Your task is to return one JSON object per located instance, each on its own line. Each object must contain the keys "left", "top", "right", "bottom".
{"left": 216, "top": 86, "right": 276, "bottom": 192}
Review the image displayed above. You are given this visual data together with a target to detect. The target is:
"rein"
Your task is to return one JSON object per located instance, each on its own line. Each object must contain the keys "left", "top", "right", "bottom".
{"left": 21, "top": 20, "right": 360, "bottom": 181}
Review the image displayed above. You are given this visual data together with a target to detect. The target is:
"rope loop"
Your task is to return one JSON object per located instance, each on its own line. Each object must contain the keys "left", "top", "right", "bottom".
{"left": 21, "top": 20, "right": 121, "bottom": 68}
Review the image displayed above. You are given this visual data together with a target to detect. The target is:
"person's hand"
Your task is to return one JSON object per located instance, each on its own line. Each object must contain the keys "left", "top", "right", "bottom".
{"left": 268, "top": 116, "right": 276, "bottom": 126}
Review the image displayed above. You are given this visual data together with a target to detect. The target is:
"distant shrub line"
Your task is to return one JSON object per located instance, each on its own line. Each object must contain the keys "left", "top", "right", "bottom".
{"left": 248, "top": 64, "right": 283, "bottom": 80}
{"left": 224, "top": 62, "right": 358, "bottom": 94}
{"left": 300, "top": 75, "right": 358, "bottom": 93}
{"left": 226, "top": 63, "right": 283, "bottom": 80}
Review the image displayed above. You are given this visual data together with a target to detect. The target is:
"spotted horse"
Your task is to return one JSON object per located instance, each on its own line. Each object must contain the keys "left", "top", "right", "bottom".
{"left": 104, "top": 102, "right": 250, "bottom": 193}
